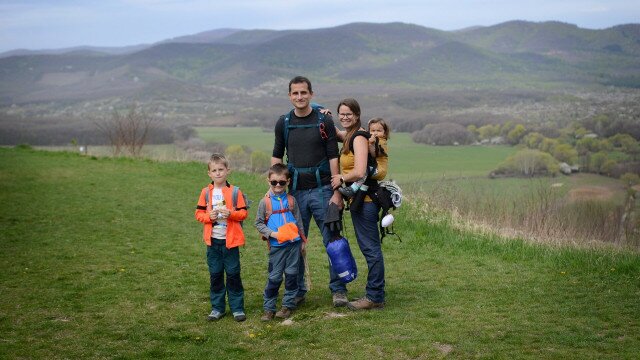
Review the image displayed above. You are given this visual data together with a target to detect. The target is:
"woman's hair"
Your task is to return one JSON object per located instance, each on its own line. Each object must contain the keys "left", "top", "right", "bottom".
{"left": 368, "top": 117, "right": 390, "bottom": 139}
{"left": 337, "top": 98, "right": 361, "bottom": 154}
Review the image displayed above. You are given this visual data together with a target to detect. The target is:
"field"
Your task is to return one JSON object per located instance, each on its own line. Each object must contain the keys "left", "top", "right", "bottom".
{"left": 1, "top": 148, "right": 639, "bottom": 359}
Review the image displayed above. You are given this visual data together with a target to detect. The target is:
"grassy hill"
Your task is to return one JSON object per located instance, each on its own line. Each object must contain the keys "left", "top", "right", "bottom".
{"left": 1, "top": 147, "right": 638, "bottom": 359}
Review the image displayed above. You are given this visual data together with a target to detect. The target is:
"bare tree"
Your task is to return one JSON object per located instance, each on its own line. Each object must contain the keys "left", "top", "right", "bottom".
{"left": 95, "top": 104, "right": 156, "bottom": 156}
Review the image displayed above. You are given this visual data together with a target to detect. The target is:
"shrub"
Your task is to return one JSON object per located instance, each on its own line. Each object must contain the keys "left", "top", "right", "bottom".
{"left": 412, "top": 123, "right": 473, "bottom": 145}
{"left": 493, "top": 149, "right": 559, "bottom": 177}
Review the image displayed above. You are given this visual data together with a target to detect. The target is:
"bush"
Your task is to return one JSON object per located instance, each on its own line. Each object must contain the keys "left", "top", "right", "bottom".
{"left": 412, "top": 123, "right": 473, "bottom": 145}
{"left": 493, "top": 149, "right": 559, "bottom": 177}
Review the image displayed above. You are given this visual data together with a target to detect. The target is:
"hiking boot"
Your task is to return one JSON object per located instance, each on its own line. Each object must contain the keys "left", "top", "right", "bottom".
{"left": 207, "top": 309, "right": 225, "bottom": 321}
{"left": 332, "top": 292, "right": 348, "bottom": 307}
{"left": 261, "top": 310, "right": 275, "bottom": 322}
{"left": 233, "top": 311, "right": 246, "bottom": 322}
{"left": 294, "top": 296, "right": 305, "bottom": 307}
{"left": 275, "top": 307, "right": 293, "bottom": 319}
{"left": 347, "top": 297, "right": 384, "bottom": 311}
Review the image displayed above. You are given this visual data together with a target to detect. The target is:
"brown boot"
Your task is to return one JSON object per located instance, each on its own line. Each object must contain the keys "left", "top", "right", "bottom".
{"left": 347, "top": 297, "right": 384, "bottom": 311}
{"left": 332, "top": 292, "right": 348, "bottom": 307}
{"left": 275, "top": 307, "right": 293, "bottom": 319}
{"left": 261, "top": 310, "right": 275, "bottom": 321}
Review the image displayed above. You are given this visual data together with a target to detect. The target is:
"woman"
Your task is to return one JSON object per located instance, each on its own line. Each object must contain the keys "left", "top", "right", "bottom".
{"left": 330, "top": 98, "right": 385, "bottom": 310}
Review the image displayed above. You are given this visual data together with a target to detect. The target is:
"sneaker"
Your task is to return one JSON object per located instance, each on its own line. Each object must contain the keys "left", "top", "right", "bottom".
{"left": 233, "top": 311, "right": 246, "bottom": 322}
{"left": 332, "top": 292, "right": 348, "bottom": 307}
{"left": 294, "top": 296, "right": 305, "bottom": 307}
{"left": 261, "top": 310, "right": 275, "bottom": 322}
{"left": 347, "top": 297, "right": 384, "bottom": 311}
{"left": 207, "top": 309, "right": 225, "bottom": 321}
{"left": 275, "top": 307, "right": 292, "bottom": 319}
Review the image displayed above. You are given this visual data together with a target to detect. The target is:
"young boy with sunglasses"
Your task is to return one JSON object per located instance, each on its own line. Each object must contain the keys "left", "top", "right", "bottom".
{"left": 254, "top": 163, "right": 306, "bottom": 321}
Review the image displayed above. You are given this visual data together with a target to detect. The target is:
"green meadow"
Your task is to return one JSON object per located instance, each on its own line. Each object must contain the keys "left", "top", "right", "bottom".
{"left": 1, "top": 147, "right": 639, "bottom": 359}
{"left": 195, "top": 126, "right": 517, "bottom": 183}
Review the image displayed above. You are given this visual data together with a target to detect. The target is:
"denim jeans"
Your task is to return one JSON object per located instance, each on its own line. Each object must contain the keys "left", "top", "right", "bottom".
{"left": 351, "top": 201, "right": 385, "bottom": 303}
{"left": 263, "top": 241, "right": 301, "bottom": 311}
{"left": 206, "top": 239, "right": 244, "bottom": 314}
{"left": 291, "top": 184, "right": 346, "bottom": 296}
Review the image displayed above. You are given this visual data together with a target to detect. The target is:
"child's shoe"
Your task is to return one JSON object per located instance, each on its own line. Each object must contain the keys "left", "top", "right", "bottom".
{"left": 261, "top": 310, "right": 275, "bottom": 321}
{"left": 275, "top": 307, "right": 293, "bottom": 319}
{"left": 207, "top": 309, "right": 225, "bottom": 321}
{"left": 233, "top": 311, "right": 246, "bottom": 322}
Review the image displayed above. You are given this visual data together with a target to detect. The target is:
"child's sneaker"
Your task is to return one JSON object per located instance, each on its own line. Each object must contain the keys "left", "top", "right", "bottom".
{"left": 233, "top": 311, "right": 246, "bottom": 322}
{"left": 261, "top": 310, "right": 275, "bottom": 321}
{"left": 207, "top": 309, "right": 225, "bottom": 321}
{"left": 275, "top": 307, "right": 292, "bottom": 319}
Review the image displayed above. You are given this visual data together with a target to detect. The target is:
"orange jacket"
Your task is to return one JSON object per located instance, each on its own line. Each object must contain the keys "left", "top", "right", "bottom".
{"left": 195, "top": 182, "right": 248, "bottom": 248}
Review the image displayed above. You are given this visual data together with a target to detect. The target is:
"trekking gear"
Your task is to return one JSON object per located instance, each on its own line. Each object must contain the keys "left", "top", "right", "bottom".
{"left": 205, "top": 185, "right": 250, "bottom": 227}
{"left": 346, "top": 297, "right": 384, "bottom": 311}
{"left": 233, "top": 311, "right": 247, "bottom": 322}
{"left": 275, "top": 307, "right": 293, "bottom": 319}
{"left": 207, "top": 309, "right": 225, "bottom": 321}
{"left": 370, "top": 180, "right": 403, "bottom": 242}
{"left": 332, "top": 292, "right": 349, "bottom": 307}
{"left": 261, "top": 310, "right": 275, "bottom": 321}
{"left": 260, "top": 192, "right": 307, "bottom": 243}
{"left": 326, "top": 236, "right": 358, "bottom": 284}
{"left": 283, "top": 107, "right": 331, "bottom": 190}
{"left": 323, "top": 202, "right": 343, "bottom": 236}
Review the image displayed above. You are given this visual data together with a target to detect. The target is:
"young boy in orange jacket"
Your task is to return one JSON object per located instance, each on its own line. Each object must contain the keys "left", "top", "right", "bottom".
{"left": 195, "top": 154, "right": 248, "bottom": 322}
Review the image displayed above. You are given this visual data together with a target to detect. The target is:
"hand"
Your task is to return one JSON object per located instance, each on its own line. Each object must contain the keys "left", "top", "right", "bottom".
{"left": 331, "top": 174, "right": 343, "bottom": 190}
{"left": 368, "top": 135, "right": 377, "bottom": 144}
{"left": 271, "top": 231, "right": 279, "bottom": 239}
{"left": 209, "top": 210, "right": 218, "bottom": 221}
{"left": 330, "top": 191, "right": 344, "bottom": 210}
{"left": 319, "top": 108, "right": 332, "bottom": 115}
{"left": 301, "top": 241, "right": 306, "bottom": 256}
{"left": 217, "top": 208, "right": 230, "bottom": 218}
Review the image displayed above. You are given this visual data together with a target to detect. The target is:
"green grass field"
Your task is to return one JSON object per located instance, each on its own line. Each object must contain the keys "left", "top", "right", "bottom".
{"left": 1, "top": 147, "right": 639, "bottom": 359}
{"left": 195, "top": 126, "right": 517, "bottom": 183}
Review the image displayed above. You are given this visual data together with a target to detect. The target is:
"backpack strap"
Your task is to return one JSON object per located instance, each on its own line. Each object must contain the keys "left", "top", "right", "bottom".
{"left": 263, "top": 192, "right": 295, "bottom": 223}
{"left": 283, "top": 108, "right": 329, "bottom": 190}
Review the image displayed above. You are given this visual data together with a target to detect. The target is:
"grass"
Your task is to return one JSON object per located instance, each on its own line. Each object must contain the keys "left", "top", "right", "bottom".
{"left": 1, "top": 147, "right": 639, "bottom": 359}
{"left": 194, "top": 126, "right": 517, "bottom": 183}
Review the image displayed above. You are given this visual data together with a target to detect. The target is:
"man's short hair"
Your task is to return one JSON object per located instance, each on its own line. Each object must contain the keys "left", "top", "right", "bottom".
{"left": 289, "top": 76, "right": 313, "bottom": 94}
{"left": 268, "top": 163, "right": 290, "bottom": 179}
{"left": 208, "top": 153, "right": 229, "bottom": 169}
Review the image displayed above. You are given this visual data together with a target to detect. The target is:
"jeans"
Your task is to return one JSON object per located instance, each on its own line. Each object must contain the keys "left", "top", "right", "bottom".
{"left": 263, "top": 241, "right": 301, "bottom": 311}
{"left": 351, "top": 201, "right": 385, "bottom": 303}
{"left": 206, "top": 239, "right": 244, "bottom": 314}
{"left": 291, "top": 184, "right": 346, "bottom": 296}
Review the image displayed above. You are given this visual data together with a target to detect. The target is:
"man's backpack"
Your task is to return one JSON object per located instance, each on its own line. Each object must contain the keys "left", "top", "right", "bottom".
{"left": 283, "top": 105, "right": 331, "bottom": 190}
{"left": 205, "top": 186, "right": 250, "bottom": 227}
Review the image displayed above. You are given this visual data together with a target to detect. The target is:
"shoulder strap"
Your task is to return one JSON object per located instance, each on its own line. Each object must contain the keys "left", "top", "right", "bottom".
{"left": 264, "top": 192, "right": 272, "bottom": 222}
{"left": 232, "top": 186, "right": 239, "bottom": 209}
{"left": 283, "top": 108, "right": 327, "bottom": 154}
{"left": 263, "top": 192, "right": 295, "bottom": 223}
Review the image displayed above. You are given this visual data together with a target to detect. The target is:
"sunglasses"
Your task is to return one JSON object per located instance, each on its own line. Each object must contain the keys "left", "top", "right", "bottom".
{"left": 270, "top": 180, "right": 288, "bottom": 186}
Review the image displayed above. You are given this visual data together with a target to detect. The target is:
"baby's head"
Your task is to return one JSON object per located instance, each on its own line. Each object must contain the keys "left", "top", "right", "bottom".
{"left": 368, "top": 118, "right": 390, "bottom": 140}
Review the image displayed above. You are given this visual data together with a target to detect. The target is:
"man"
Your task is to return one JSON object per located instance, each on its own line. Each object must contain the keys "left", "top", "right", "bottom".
{"left": 271, "top": 76, "right": 348, "bottom": 307}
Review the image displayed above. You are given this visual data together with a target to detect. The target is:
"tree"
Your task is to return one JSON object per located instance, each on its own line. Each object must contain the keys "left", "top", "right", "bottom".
{"left": 477, "top": 124, "right": 501, "bottom": 140}
{"left": 412, "top": 123, "right": 473, "bottom": 145}
{"left": 552, "top": 143, "right": 578, "bottom": 164}
{"left": 506, "top": 124, "right": 526, "bottom": 145}
{"left": 620, "top": 173, "right": 640, "bottom": 187}
{"left": 95, "top": 104, "right": 156, "bottom": 156}
{"left": 250, "top": 150, "right": 271, "bottom": 173}
{"left": 494, "top": 149, "right": 559, "bottom": 177}
{"left": 523, "top": 132, "right": 545, "bottom": 149}
{"left": 589, "top": 151, "right": 608, "bottom": 173}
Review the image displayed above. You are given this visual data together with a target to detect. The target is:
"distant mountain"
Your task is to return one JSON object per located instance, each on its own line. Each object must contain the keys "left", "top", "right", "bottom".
{"left": 1, "top": 21, "right": 639, "bottom": 107}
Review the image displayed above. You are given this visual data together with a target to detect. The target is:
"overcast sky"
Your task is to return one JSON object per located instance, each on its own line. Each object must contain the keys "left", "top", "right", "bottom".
{"left": 1, "top": 0, "right": 639, "bottom": 53}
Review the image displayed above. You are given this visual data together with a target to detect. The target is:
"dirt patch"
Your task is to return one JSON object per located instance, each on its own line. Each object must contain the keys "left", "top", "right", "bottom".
{"left": 434, "top": 342, "right": 454, "bottom": 355}
{"left": 632, "top": 184, "right": 640, "bottom": 192}
{"left": 568, "top": 186, "right": 614, "bottom": 202}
